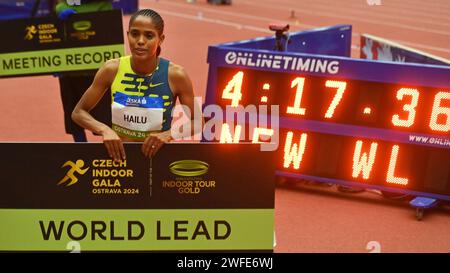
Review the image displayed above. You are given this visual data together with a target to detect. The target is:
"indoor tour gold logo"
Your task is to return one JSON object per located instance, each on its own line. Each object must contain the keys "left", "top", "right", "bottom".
{"left": 164, "top": 160, "right": 215, "bottom": 194}
{"left": 73, "top": 21, "right": 92, "bottom": 31}
{"left": 169, "top": 160, "right": 209, "bottom": 177}
{"left": 57, "top": 159, "right": 89, "bottom": 187}
{"left": 70, "top": 20, "right": 96, "bottom": 41}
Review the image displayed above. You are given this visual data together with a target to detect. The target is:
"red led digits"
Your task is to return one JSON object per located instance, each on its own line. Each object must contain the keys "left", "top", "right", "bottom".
{"left": 352, "top": 140, "right": 378, "bottom": 179}
{"left": 283, "top": 131, "right": 308, "bottom": 169}
{"left": 218, "top": 69, "right": 449, "bottom": 147}
{"left": 429, "top": 91, "right": 450, "bottom": 132}
{"left": 391, "top": 89, "right": 450, "bottom": 133}
{"left": 286, "top": 77, "right": 307, "bottom": 115}
{"left": 252, "top": 127, "right": 274, "bottom": 143}
{"left": 222, "top": 71, "right": 244, "bottom": 107}
{"left": 392, "top": 88, "right": 419, "bottom": 128}
{"left": 219, "top": 123, "right": 242, "bottom": 143}
{"left": 324, "top": 80, "right": 347, "bottom": 119}
{"left": 260, "top": 83, "right": 270, "bottom": 103}
{"left": 386, "top": 145, "right": 408, "bottom": 185}
{"left": 285, "top": 78, "right": 347, "bottom": 118}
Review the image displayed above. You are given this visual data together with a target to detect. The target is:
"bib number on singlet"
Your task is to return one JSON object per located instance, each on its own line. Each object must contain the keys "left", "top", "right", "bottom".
{"left": 111, "top": 92, "right": 163, "bottom": 139}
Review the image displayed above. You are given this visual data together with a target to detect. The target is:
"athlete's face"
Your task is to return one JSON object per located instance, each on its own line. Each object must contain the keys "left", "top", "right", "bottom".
{"left": 128, "top": 16, "right": 164, "bottom": 59}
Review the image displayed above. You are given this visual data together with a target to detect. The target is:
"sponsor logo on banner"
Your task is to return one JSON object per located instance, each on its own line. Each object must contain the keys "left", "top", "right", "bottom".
{"left": 169, "top": 160, "right": 209, "bottom": 177}
{"left": 73, "top": 21, "right": 92, "bottom": 31}
{"left": 56, "top": 158, "right": 141, "bottom": 195}
{"left": 24, "top": 23, "right": 62, "bottom": 44}
{"left": 24, "top": 25, "right": 37, "bottom": 40}
{"left": 57, "top": 160, "right": 89, "bottom": 187}
{"left": 163, "top": 160, "right": 216, "bottom": 195}
{"left": 224, "top": 51, "right": 340, "bottom": 74}
{"left": 70, "top": 20, "right": 96, "bottom": 41}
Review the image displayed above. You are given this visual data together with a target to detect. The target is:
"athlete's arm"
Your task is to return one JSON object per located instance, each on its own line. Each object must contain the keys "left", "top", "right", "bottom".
{"left": 141, "top": 63, "right": 199, "bottom": 157}
{"left": 171, "top": 64, "right": 203, "bottom": 137}
{"left": 72, "top": 59, "right": 126, "bottom": 161}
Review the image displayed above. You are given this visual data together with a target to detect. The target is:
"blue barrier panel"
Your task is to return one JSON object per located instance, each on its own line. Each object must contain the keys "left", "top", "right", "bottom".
{"left": 220, "top": 24, "right": 351, "bottom": 57}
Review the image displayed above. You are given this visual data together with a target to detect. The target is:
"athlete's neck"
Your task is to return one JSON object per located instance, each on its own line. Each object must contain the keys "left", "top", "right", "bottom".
{"left": 130, "top": 56, "right": 159, "bottom": 76}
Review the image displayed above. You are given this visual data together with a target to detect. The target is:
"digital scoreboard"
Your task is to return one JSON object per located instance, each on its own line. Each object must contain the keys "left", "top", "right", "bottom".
{"left": 215, "top": 68, "right": 450, "bottom": 135}
{"left": 204, "top": 38, "right": 450, "bottom": 201}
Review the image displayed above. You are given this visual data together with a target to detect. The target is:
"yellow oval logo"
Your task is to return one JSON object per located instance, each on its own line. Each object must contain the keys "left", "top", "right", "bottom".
{"left": 169, "top": 160, "right": 209, "bottom": 177}
{"left": 73, "top": 21, "right": 91, "bottom": 31}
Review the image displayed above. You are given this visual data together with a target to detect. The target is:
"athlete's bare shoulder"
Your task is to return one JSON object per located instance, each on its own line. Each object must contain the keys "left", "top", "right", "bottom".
{"left": 102, "top": 58, "right": 120, "bottom": 74}
{"left": 168, "top": 62, "right": 193, "bottom": 97}
{"left": 94, "top": 58, "right": 120, "bottom": 85}
{"left": 168, "top": 62, "right": 189, "bottom": 83}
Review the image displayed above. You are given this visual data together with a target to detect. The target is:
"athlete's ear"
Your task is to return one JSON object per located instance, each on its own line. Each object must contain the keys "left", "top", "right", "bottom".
{"left": 160, "top": 34, "right": 165, "bottom": 44}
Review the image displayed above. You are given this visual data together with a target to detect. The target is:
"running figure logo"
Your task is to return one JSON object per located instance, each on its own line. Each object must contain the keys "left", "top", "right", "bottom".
{"left": 24, "top": 25, "right": 37, "bottom": 40}
{"left": 57, "top": 160, "right": 89, "bottom": 186}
